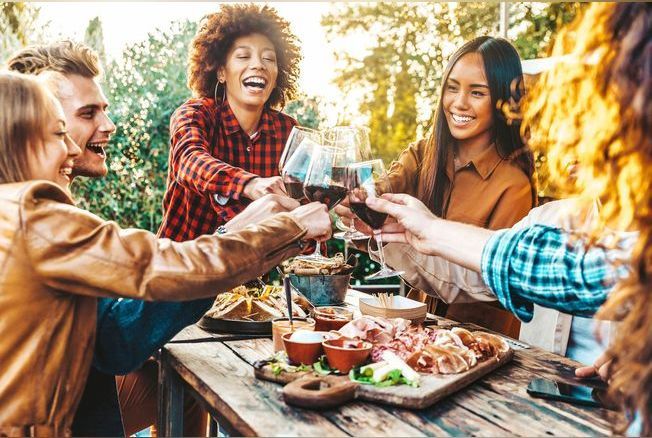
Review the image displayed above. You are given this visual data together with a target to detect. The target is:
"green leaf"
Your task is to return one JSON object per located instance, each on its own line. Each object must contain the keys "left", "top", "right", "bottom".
{"left": 313, "top": 356, "right": 332, "bottom": 376}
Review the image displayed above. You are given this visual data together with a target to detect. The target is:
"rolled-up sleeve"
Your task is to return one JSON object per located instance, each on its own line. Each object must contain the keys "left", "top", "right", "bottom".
{"left": 481, "top": 225, "right": 616, "bottom": 321}
{"left": 369, "top": 242, "right": 495, "bottom": 303}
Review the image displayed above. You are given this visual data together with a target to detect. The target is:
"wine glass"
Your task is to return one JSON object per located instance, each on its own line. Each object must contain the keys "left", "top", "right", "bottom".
{"left": 279, "top": 126, "right": 322, "bottom": 201}
{"left": 280, "top": 137, "right": 321, "bottom": 202}
{"left": 278, "top": 126, "right": 322, "bottom": 174}
{"left": 323, "top": 126, "right": 373, "bottom": 241}
{"left": 302, "top": 146, "right": 349, "bottom": 261}
{"left": 323, "top": 126, "right": 372, "bottom": 162}
{"left": 346, "top": 159, "right": 404, "bottom": 280}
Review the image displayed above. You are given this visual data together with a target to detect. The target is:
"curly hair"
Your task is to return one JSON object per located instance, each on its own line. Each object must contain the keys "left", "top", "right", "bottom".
{"left": 187, "top": 4, "right": 301, "bottom": 108}
{"left": 523, "top": 3, "right": 652, "bottom": 434}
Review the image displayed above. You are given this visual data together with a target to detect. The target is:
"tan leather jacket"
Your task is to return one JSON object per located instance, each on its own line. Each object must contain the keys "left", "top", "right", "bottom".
{"left": 0, "top": 181, "right": 307, "bottom": 436}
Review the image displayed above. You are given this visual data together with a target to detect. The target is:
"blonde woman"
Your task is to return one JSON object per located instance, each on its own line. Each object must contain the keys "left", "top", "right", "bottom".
{"left": 0, "top": 72, "right": 330, "bottom": 435}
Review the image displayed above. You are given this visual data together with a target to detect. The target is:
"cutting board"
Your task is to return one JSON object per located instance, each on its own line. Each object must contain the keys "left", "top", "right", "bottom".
{"left": 254, "top": 347, "right": 513, "bottom": 409}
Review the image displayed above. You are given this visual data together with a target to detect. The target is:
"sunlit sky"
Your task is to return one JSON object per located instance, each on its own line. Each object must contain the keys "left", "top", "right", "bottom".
{"left": 33, "top": 2, "right": 544, "bottom": 126}
{"left": 34, "top": 2, "right": 364, "bottom": 109}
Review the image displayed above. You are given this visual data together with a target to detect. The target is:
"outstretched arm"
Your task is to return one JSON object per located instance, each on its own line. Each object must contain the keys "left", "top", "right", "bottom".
{"left": 368, "top": 193, "right": 624, "bottom": 322}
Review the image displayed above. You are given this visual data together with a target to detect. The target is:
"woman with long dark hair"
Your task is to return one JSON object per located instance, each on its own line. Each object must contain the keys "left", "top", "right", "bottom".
{"left": 375, "top": 36, "right": 535, "bottom": 337}
{"left": 365, "top": 3, "right": 652, "bottom": 434}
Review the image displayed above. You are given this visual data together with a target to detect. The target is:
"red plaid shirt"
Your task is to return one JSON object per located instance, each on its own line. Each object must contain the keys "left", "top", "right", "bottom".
{"left": 158, "top": 98, "right": 297, "bottom": 241}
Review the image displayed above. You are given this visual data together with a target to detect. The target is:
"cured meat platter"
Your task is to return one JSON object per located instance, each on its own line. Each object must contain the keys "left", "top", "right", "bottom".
{"left": 255, "top": 348, "right": 512, "bottom": 409}
{"left": 254, "top": 317, "right": 514, "bottom": 409}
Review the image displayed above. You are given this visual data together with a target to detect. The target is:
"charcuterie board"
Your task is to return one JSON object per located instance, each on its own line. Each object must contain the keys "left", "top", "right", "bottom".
{"left": 254, "top": 347, "right": 513, "bottom": 409}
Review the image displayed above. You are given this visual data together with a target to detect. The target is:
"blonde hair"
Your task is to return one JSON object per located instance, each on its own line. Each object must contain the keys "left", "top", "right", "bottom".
{"left": 524, "top": 3, "right": 652, "bottom": 433}
{"left": 0, "top": 72, "right": 57, "bottom": 183}
{"left": 6, "top": 40, "right": 102, "bottom": 78}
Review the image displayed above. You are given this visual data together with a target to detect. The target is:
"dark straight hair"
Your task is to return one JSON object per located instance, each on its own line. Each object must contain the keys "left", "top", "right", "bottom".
{"left": 418, "top": 36, "right": 535, "bottom": 215}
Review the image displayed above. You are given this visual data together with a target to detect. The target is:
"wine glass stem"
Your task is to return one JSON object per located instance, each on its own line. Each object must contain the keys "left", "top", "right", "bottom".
{"left": 312, "top": 240, "right": 322, "bottom": 257}
{"left": 373, "top": 229, "right": 387, "bottom": 269}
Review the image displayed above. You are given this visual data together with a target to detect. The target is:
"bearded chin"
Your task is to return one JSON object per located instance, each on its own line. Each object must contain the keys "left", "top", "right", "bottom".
{"left": 71, "top": 162, "right": 108, "bottom": 179}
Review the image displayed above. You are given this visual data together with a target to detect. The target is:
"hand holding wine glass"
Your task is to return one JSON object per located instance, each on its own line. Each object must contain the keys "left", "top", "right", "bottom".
{"left": 346, "top": 159, "right": 404, "bottom": 280}
{"left": 364, "top": 193, "right": 442, "bottom": 256}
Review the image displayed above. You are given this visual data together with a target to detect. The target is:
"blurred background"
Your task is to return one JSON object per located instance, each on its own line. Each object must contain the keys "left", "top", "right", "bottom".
{"left": 0, "top": 2, "right": 587, "bottom": 283}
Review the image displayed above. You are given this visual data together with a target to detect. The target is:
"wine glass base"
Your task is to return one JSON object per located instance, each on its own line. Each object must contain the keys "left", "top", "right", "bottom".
{"left": 364, "top": 269, "right": 404, "bottom": 281}
{"left": 294, "top": 253, "right": 331, "bottom": 263}
{"left": 333, "top": 230, "right": 369, "bottom": 241}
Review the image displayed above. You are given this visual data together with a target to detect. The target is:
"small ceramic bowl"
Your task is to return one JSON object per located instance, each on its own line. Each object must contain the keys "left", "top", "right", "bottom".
{"left": 282, "top": 331, "right": 336, "bottom": 365}
{"left": 312, "top": 306, "right": 354, "bottom": 331}
{"left": 322, "top": 338, "right": 373, "bottom": 373}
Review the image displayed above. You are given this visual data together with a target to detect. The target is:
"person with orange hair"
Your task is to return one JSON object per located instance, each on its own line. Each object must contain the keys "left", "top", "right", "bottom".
{"left": 364, "top": 3, "right": 651, "bottom": 434}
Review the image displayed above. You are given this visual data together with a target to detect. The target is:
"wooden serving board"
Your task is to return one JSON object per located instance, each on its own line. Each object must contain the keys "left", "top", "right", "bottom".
{"left": 254, "top": 348, "right": 513, "bottom": 409}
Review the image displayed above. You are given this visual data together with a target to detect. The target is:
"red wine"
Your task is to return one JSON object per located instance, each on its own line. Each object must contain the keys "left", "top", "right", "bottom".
{"left": 304, "top": 184, "right": 348, "bottom": 209}
{"left": 349, "top": 202, "right": 388, "bottom": 230}
{"left": 284, "top": 180, "right": 306, "bottom": 201}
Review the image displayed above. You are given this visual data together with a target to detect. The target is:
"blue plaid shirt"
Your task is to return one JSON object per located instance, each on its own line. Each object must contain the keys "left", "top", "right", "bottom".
{"left": 481, "top": 225, "right": 620, "bottom": 322}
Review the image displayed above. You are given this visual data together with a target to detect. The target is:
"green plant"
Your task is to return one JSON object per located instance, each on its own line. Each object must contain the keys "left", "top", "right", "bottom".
{"left": 72, "top": 20, "right": 197, "bottom": 231}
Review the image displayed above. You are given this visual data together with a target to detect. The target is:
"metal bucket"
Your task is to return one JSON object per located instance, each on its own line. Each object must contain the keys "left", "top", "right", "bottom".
{"left": 288, "top": 273, "right": 351, "bottom": 306}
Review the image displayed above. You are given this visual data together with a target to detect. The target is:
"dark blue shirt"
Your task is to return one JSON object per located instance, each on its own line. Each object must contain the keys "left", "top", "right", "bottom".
{"left": 72, "top": 297, "right": 213, "bottom": 436}
{"left": 93, "top": 297, "right": 213, "bottom": 374}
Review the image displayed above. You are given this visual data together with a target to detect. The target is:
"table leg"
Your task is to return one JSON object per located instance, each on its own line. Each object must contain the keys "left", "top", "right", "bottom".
{"left": 157, "top": 349, "right": 184, "bottom": 437}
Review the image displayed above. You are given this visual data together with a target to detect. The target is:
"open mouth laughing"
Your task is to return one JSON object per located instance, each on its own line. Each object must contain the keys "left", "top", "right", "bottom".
{"left": 86, "top": 142, "right": 107, "bottom": 158}
{"left": 242, "top": 75, "right": 268, "bottom": 94}
{"left": 59, "top": 162, "right": 73, "bottom": 183}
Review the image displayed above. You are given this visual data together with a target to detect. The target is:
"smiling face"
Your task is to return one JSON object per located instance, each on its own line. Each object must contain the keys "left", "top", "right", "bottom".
{"left": 442, "top": 52, "right": 494, "bottom": 150}
{"left": 27, "top": 94, "right": 82, "bottom": 193}
{"left": 219, "top": 33, "right": 278, "bottom": 111}
{"left": 53, "top": 74, "right": 116, "bottom": 178}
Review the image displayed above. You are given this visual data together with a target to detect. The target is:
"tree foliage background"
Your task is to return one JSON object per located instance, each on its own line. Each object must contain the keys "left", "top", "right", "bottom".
{"left": 322, "top": 2, "right": 588, "bottom": 164}
{"left": 1, "top": 2, "right": 587, "bottom": 282}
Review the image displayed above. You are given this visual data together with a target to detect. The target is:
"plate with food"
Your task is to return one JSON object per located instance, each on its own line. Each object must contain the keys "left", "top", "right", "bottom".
{"left": 198, "top": 284, "right": 311, "bottom": 334}
{"left": 254, "top": 316, "right": 513, "bottom": 409}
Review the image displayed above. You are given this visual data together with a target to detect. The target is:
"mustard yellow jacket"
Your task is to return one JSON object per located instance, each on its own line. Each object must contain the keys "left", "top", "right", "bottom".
{"left": 0, "top": 181, "right": 306, "bottom": 436}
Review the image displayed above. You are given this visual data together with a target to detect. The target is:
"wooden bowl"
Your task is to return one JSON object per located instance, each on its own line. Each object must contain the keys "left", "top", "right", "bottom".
{"left": 322, "top": 338, "right": 372, "bottom": 374}
{"left": 359, "top": 295, "right": 427, "bottom": 324}
{"left": 282, "top": 331, "right": 334, "bottom": 365}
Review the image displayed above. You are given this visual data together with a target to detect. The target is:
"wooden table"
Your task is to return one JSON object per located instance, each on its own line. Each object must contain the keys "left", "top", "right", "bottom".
{"left": 157, "top": 290, "right": 616, "bottom": 437}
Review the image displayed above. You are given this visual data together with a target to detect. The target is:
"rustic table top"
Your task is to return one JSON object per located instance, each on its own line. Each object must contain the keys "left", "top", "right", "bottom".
{"left": 161, "top": 290, "right": 617, "bottom": 436}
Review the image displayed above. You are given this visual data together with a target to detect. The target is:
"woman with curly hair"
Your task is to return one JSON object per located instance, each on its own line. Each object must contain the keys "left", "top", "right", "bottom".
{"left": 362, "top": 2, "right": 651, "bottom": 434}
{"left": 158, "top": 3, "right": 302, "bottom": 242}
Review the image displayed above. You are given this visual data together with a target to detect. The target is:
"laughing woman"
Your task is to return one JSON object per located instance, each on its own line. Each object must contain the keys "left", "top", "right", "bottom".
{"left": 158, "top": 4, "right": 302, "bottom": 241}
{"left": 376, "top": 37, "right": 535, "bottom": 337}
{"left": 0, "top": 72, "right": 331, "bottom": 434}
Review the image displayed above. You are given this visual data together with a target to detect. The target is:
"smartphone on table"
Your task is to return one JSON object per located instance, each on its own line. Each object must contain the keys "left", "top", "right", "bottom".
{"left": 527, "top": 378, "right": 608, "bottom": 408}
